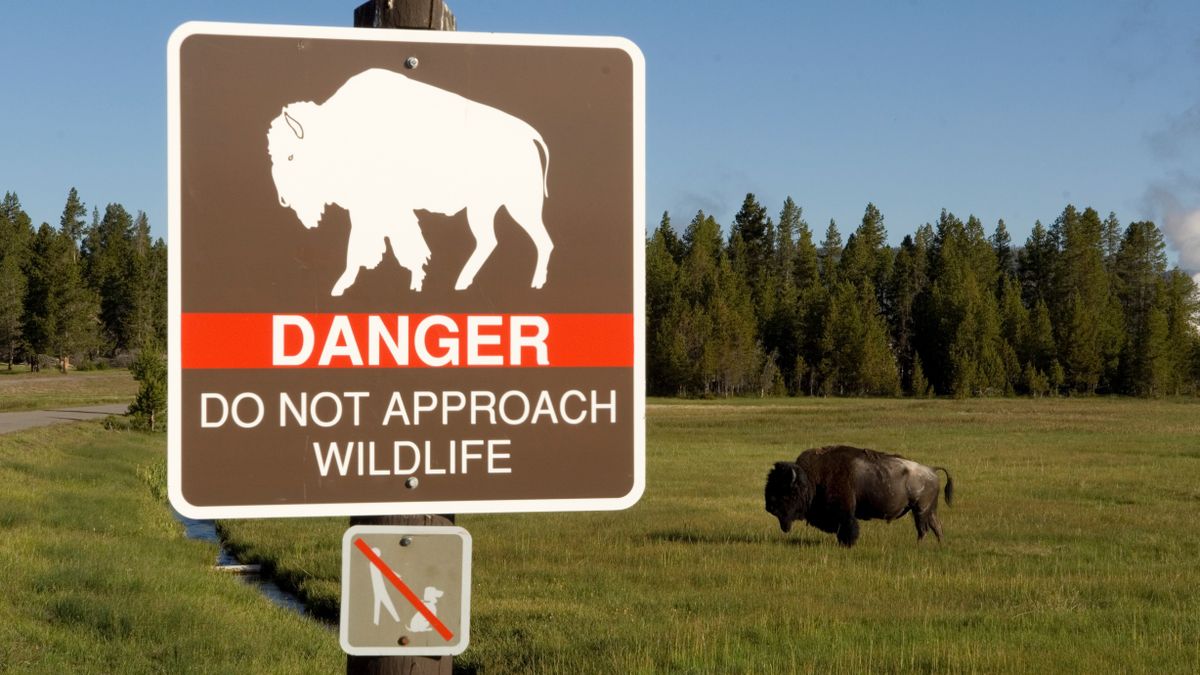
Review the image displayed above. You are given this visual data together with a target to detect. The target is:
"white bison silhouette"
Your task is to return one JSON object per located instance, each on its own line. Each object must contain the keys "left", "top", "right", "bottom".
{"left": 267, "top": 67, "right": 553, "bottom": 296}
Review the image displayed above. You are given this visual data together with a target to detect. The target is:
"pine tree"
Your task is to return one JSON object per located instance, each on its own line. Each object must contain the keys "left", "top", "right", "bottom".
{"left": 965, "top": 215, "right": 998, "bottom": 293}
{"left": 910, "top": 353, "right": 931, "bottom": 397}
{"left": 0, "top": 195, "right": 33, "bottom": 368}
{"left": 819, "top": 219, "right": 843, "bottom": 287}
{"left": 0, "top": 193, "right": 32, "bottom": 233}
{"left": 1027, "top": 297, "right": 1057, "bottom": 375}
{"left": 1048, "top": 360, "right": 1066, "bottom": 396}
{"left": 84, "top": 203, "right": 140, "bottom": 352}
{"left": 675, "top": 211, "right": 762, "bottom": 395}
{"left": 1017, "top": 220, "right": 1056, "bottom": 308}
{"left": 147, "top": 238, "right": 168, "bottom": 348}
{"left": 763, "top": 198, "right": 804, "bottom": 392}
{"left": 855, "top": 281, "right": 901, "bottom": 396}
{"left": 840, "top": 203, "right": 894, "bottom": 318}
{"left": 840, "top": 203, "right": 890, "bottom": 287}
{"left": 991, "top": 219, "right": 1015, "bottom": 286}
{"left": 24, "top": 224, "right": 99, "bottom": 371}
{"left": 1062, "top": 291, "right": 1103, "bottom": 393}
{"left": 819, "top": 281, "right": 861, "bottom": 395}
{"left": 655, "top": 211, "right": 685, "bottom": 264}
{"left": 59, "top": 188, "right": 87, "bottom": 263}
{"left": 889, "top": 234, "right": 929, "bottom": 391}
{"left": 1160, "top": 269, "right": 1200, "bottom": 395}
{"left": 1101, "top": 211, "right": 1122, "bottom": 269}
{"left": 647, "top": 214, "right": 686, "bottom": 394}
{"left": 712, "top": 249, "right": 762, "bottom": 395}
{"left": 998, "top": 275, "right": 1030, "bottom": 391}
{"left": 793, "top": 214, "right": 820, "bottom": 291}
{"left": 1023, "top": 362, "right": 1050, "bottom": 397}
{"left": 129, "top": 344, "right": 167, "bottom": 431}
{"left": 1114, "top": 220, "right": 1169, "bottom": 394}
{"left": 921, "top": 210, "right": 1006, "bottom": 396}
{"left": 728, "top": 194, "right": 773, "bottom": 312}
{"left": 1053, "top": 206, "right": 1122, "bottom": 393}
{"left": 677, "top": 212, "right": 722, "bottom": 394}
{"left": 125, "top": 211, "right": 157, "bottom": 349}
{"left": 729, "top": 193, "right": 772, "bottom": 277}
{"left": 0, "top": 252, "right": 24, "bottom": 368}
{"left": 775, "top": 197, "right": 801, "bottom": 286}
{"left": 819, "top": 280, "right": 898, "bottom": 396}
{"left": 792, "top": 215, "right": 824, "bottom": 395}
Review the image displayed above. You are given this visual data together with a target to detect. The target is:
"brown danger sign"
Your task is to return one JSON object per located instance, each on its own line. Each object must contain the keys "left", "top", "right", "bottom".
{"left": 340, "top": 525, "right": 471, "bottom": 656}
{"left": 167, "top": 22, "right": 645, "bottom": 518}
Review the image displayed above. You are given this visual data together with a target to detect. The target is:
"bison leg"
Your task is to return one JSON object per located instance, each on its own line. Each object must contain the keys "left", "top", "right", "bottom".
{"left": 911, "top": 509, "right": 929, "bottom": 541}
{"left": 836, "top": 517, "right": 860, "bottom": 547}
{"left": 385, "top": 212, "right": 430, "bottom": 292}
{"left": 332, "top": 267, "right": 360, "bottom": 297}
{"left": 913, "top": 506, "right": 944, "bottom": 543}
{"left": 333, "top": 213, "right": 389, "bottom": 296}
{"left": 928, "top": 510, "right": 944, "bottom": 543}
{"left": 505, "top": 198, "right": 554, "bottom": 289}
{"left": 455, "top": 204, "right": 500, "bottom": 290}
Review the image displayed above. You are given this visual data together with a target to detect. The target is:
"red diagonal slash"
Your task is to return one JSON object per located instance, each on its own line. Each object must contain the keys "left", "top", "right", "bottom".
{"left": 354, "top": 537, "right": 454, "bottom": 641}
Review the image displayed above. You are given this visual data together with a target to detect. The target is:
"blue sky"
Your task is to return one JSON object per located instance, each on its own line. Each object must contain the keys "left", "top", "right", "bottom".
{"left": 2, "top": 1, "right": 1199, "bottom": 271}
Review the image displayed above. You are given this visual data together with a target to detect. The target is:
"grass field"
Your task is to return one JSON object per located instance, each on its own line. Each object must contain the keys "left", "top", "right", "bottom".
{"left": 0, "top": 368, "right": 137, "bottom": 412}
{"left": 217, "top": 397, "right": 1200, "bottom": 674}
{"left": 0, "top": 423, "right": 342, "bottom": 674}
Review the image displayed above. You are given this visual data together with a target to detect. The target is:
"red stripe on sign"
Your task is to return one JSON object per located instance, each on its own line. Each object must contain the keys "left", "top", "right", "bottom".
{"left": 180, "top": 313, "right": 633, "bottom": 369}
{"left": 354, "top": 538, "right": 454, "bottom": 642}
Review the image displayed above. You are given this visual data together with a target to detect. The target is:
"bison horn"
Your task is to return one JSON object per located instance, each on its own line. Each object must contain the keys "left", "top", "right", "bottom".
{"left": 790, "top": 466, "right": 798, "bottom": 486}
{"left": 284, "top": 111, "right": 304, "bottom": 139}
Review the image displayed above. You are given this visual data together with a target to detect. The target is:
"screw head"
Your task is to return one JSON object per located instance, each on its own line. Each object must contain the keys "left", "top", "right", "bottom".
{"left": 404, "top": 56, "right": 419, "bottom": 69}
{"left": 400, "top": 536, "right": 413, "bottom": 547}
{"left": 405, "top": 477, "right": 419, "bottom": 489}
{"left": 398, "top": 635, "right": 410, "bottom": 646}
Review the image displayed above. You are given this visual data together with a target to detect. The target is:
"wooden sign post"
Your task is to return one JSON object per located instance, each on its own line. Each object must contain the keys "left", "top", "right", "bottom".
{"left": 349, "top": 5, "right": 456, "bottom": 673}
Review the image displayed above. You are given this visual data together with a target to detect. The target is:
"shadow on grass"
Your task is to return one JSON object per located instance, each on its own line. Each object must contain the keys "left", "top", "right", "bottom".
{"left": 646, "top": 530, "right": 823, "bottom": 548}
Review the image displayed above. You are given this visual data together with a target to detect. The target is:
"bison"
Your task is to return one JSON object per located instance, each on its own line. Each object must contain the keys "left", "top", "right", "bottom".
{"left": 267, "top": 67, "right": 554, "bottom": 297}
{"left": 764, "top": 445, "right": 953, "bottom": 547}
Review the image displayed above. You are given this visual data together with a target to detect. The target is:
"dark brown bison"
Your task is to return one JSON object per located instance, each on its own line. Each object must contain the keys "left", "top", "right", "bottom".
{"left": 764, "top": 445, "right": 953, "bottom": 547}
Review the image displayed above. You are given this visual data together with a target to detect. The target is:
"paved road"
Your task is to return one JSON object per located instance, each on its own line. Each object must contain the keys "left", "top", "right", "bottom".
{"left": 0, "top": 404, "right": 128, "bottom": 435}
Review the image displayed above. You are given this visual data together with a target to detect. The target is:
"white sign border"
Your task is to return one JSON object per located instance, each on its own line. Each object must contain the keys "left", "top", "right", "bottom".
{"left": 339, "top": 525, "right": 472, "bottom": 657}
{"left": 167, "top": 21, "right": 646, "bottom": 519}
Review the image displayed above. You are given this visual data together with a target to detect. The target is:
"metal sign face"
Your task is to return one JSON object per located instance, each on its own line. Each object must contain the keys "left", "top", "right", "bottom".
{"left": 167, "top": 22, "right": 645, "bottom": 518}
{"left": 340, "top": 525, "right": 471, "bottom": 656}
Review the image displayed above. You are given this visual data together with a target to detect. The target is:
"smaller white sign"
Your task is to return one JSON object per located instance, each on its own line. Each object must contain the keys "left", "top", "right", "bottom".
{"left": 340, "top": 525, "right": 472, "bottom": 656}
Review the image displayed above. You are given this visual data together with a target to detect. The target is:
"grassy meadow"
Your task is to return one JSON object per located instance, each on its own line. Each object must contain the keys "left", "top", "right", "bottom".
{"left": 0, "top": 423, "right": 342, "bottom": 674}
{"left": 216, "top": 397, "right": 1200, "bottom": 674}
{"left": 0, "top": 368, "right": 138, "bottom": 412}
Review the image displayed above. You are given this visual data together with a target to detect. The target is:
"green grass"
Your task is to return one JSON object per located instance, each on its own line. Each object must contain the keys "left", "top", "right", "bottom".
{"left": 0, "top": 423, "right": 341, "bottom": 674}
{"left": 219, "top": 397, "right": 1200, "bottom": 674}
{"left": 0, "top": 369, "right": 138, "bottom": 412}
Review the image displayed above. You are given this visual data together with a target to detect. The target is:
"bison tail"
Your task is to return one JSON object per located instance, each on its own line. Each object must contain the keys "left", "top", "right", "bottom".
{"left": 935, "top": 467, "right": 954, "bottom": 507}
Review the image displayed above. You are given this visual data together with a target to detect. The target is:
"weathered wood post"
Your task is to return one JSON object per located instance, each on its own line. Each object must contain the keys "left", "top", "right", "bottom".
{"left": 347, "top": 6, "right": 458, "bottom": 674}
{"left": 354, "top": 0, "right": 456, "bottom": 31}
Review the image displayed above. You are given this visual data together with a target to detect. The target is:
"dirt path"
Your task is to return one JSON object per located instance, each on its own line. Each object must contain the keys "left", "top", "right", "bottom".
{"left": 0, "top": 404, "right": 128, "bottom": 435}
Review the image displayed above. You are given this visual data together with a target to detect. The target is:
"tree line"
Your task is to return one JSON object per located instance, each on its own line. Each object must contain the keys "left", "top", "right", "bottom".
{"left": 647, "top": 195, "right": 1200, "bottom": 398}
{"left": 0, "top": 189, "right": 167, "bottom": 372}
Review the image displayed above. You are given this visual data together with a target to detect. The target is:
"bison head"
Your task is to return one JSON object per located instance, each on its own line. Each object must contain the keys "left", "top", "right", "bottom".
{"left": 267, "top": 102, "right": 328, "bottom": 230}
{"left": 764, "top": 461, "right": 812, "bottom": 533}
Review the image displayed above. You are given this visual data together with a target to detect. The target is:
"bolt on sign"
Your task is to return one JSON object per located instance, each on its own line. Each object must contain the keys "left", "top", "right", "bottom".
{"left": 166, "top": 22, "right": 645, "bottom": 517}
{"left": 341, "top": 525, "right": 471, "bottom": 656}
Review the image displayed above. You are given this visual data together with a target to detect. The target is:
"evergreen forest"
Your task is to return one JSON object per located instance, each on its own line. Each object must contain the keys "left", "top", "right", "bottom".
{"left": 647, "top": 194, "right": 1200, "bottom": 398}
{"left": 0, "top": 189, "right": 166, "bottom": 372}
{"left": 4, "top": 187, "right": 1199, "bottom": 399}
